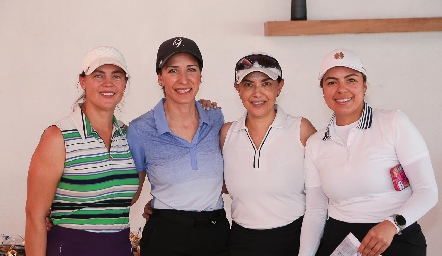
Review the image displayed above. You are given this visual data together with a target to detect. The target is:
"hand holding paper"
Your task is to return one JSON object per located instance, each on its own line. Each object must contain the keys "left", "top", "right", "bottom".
{"left": 358, "top": 220, "right": 396, "bottom": 256}
{"left": 331, "top": 232, "right": 385, "bottom": 256}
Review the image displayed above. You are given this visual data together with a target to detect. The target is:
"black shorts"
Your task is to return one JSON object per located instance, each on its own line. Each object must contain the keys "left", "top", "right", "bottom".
{"left": 316, "top": 218, "right": 426, "bottom": 256}
{"left": 140, "top": 208, "right": 230, "bottom": 256}
{"left": 229, "top": 217, "right": 303, "bottom": 256}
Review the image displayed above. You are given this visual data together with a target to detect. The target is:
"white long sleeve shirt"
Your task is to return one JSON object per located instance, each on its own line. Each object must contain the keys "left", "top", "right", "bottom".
{"left": 299, "top": 104, "right": 438, "bottom": 256}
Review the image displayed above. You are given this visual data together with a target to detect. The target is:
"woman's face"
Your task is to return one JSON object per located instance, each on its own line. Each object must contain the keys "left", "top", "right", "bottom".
{"left": 158, "top": 52, "right": 202, "bottom": 105}
{"left": 79, "top": 64, "right": 127, "bottom": 111}
{"left": 234, "top": 71, "right": 283, "bottom": 119}
{"left": 321, "top": 66, "right": 367, "bottom": 125}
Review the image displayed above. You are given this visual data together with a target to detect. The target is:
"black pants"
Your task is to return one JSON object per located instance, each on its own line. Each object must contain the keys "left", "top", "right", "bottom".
{"left": 140, "top": 209, "right": 230, "bottom": 256}
{"left": 229, "top": 217, "right": 303, "bottom": 256}
{"left": 316, "top": 218, "right": 426, "bottom": 256}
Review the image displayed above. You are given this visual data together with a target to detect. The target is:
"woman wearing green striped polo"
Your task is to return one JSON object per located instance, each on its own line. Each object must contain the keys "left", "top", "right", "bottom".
{"left": 25, "top": 46, "right": 142, "bottom": 256}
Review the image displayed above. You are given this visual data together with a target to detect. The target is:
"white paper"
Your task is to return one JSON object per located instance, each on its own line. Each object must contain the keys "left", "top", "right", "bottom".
{"left": 330, "top": 232, "right": 360, "bottom": 256}
{"left": 330, "top": 232, "right": 382, "bottom": 256}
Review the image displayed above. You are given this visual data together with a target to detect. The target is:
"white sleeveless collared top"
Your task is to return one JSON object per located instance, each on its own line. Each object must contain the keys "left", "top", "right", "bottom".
{"left": 223, "top": 105, "right": 306, "bottom": 229}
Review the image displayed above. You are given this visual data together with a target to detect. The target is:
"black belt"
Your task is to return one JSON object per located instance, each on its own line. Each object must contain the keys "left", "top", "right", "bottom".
{"left": 153, "top": 209, "right": 225, "bottom": 228}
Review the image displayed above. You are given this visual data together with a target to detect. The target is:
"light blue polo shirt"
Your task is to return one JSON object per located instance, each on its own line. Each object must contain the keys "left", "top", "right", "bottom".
{"left": 127, "top": 99, "right": 225, "bottom": 211}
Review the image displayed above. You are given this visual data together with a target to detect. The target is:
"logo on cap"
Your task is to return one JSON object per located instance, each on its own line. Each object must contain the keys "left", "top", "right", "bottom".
{"left": 173, "top": 38, "right": 182, "bottom": 48}
{"left": 334, "top": 52, "right": 344, "bottom": 59}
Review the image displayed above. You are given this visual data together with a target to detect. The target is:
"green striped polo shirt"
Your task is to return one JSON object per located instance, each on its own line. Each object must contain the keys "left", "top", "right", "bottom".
{"left": 50, "top": 104, "right": 139, "bottom": 233}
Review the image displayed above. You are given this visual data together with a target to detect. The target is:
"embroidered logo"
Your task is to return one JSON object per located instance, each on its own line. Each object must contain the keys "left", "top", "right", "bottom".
{"left": 173, "top": 38, "right": 182, "bottom": 48}
{"left": 334, "top": 52, "right": 344, "bottom": 59}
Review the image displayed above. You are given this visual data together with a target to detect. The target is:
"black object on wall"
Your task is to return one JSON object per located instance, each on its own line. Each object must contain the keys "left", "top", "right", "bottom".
{"left": 291, "top": 0, "right": 307, "bottom": 20}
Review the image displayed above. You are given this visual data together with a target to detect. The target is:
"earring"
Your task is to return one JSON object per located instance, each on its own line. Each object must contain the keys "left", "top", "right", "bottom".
{"left": 159, "top": 83, "right": 162, "bottom": 86}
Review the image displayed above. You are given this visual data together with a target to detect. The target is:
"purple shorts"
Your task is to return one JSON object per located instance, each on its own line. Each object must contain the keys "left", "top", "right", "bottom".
{"left": 47, "top": 225, "right": 133, "bottom": 256}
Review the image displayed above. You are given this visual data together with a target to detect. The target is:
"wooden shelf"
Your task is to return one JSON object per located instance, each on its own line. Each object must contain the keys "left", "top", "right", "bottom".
{"left": 264, "top": 17, "right": 442, "bottom": 36}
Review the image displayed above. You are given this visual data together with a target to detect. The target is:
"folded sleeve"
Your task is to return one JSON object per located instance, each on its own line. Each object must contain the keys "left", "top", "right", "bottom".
{"left": 126, "top": 125, "right": 147, "bottom": 173}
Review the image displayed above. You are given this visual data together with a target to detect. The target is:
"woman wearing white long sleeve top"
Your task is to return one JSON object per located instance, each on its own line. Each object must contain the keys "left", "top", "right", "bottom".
{"left": 299, "top": 49, "right": 438, "bottom": 256}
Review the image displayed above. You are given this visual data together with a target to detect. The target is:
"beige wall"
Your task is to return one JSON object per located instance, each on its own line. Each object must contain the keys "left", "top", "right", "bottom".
{"left": 1, "top": 0, "right": 441, "bottom": 254}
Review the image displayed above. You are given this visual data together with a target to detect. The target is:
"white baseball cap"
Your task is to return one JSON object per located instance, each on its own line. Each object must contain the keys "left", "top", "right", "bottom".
{"left": 81, "top": 46, "right": 129, "bottom": 77}
{"left": 318, "top": 49, "right": 366, "bottom": 80}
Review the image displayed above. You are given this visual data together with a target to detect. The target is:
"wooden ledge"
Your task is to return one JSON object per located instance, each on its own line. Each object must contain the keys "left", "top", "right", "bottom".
{"left": 264, "top": 17, "right": 442, "bottom": 36}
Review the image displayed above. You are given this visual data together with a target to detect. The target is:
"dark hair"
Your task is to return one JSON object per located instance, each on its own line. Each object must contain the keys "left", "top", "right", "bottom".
{"left": 157, "top": 53, "right": 202, "bottom": 75}
{"left": 319, "top": 73, "right": 367, "bottom": 88}
{"left": 157, "top": 55, "right": 202, "bottom": 97}
{"left": 235, "top": 74, "right": 283, "bottom": 84}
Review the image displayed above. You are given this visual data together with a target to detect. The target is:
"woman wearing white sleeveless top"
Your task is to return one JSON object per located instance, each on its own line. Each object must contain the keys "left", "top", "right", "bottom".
{"left": 220, "top": 53, "right": 316, "bottom": 255}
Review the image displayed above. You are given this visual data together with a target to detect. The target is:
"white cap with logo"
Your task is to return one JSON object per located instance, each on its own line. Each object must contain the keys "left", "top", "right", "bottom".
{"left": 318, "top": 49, "right": 366, "bottom": 80}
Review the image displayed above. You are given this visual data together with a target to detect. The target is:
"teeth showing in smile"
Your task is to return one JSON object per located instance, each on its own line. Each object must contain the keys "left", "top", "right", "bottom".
{"left": 252, "top": 101, "right": 265, "bottom": 105}
{"left": 176, "top": 88, "right": 191, "bottom": 93}
{"left": 101, "top": 92, "right": 115, "bottom": 96}
{"left": 336, "top": 98, "right": 351, "bottom": 103}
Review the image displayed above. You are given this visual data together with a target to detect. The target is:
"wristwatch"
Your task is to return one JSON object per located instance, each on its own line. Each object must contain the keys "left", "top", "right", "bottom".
{"left": 390, "top": 214, "right": 406, "bottom": 234}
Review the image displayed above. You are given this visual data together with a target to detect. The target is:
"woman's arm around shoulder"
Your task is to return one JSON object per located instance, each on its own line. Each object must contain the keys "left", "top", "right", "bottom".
{"left": 25, "top": 126, "right": 66, "bottom": 256}
{"left": 300, "top": 117, "right": 317, "bottom": 147}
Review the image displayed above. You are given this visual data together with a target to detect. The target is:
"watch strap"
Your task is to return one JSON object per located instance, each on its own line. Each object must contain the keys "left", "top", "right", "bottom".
{"left": 389, "top": 214, "right": 406, "bottom": 235}
{"left": 386, "top": 217, "right": 400, "bottom": 234}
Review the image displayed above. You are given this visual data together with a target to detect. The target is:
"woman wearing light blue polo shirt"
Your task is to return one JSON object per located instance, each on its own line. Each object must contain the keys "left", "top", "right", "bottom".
{"left": 127, "top": 37, "right": 230, "bottom": 256}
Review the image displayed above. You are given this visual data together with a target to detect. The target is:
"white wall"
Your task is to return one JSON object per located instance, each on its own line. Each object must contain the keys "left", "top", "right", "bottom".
{"left": 1, "top": 0, "right": 441, "bottom": 253}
